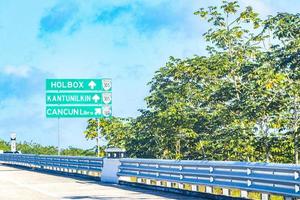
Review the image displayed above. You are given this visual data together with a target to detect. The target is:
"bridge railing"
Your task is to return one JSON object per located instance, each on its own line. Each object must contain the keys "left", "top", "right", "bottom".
{"left": 1, "top": 154, "right": 300, "bottom": 198}
{"left": 118, "top": 158, "right": 300, "bottom": 198}
{"left": 0, "top": 153, "right": 103, "bottom": 176}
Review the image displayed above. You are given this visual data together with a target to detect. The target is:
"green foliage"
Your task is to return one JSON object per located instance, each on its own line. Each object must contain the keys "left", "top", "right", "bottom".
{"left": 84, "top": 1, "right": 300, "bottom": 163}
{"left": 84, "top": 117, "right": 131, "bottom": 149}
{"left": 0, "top": 139, "right": 96, "bottom": 156}
{"left": 61, "top": 147, "right": 95, "bottom": 156}
{"left": 17, "top": 142, "right": 58, "bottom": 155}
{"left": 0, "top": 140, "right": 10, "bottom": 151}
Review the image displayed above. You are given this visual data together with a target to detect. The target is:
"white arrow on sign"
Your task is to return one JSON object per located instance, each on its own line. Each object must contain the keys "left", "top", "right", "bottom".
{"left": 92, "top": 94, "right": 100, "bottom": 103}
{"left": 95, "top": 108, "right": 102, "bottom": 115}
{"left": 88, "top": 81, "right": 96, "bottom": 89}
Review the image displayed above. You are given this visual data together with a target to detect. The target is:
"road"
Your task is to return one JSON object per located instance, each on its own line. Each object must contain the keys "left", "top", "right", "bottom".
{"left": 0, "top": 164, "right": 201, "bottom": 200}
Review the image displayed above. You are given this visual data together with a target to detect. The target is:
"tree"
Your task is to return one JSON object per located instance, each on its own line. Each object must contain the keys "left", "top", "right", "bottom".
{"left": 0, "top": 140, "right": 10, "bottom": 151}
{"left": 84, "top": 117, "right": 131, "bottom": 155}
{"left": 263, "top": 13, "right": 300, "bottom": 163}
{"left": 194, "top": 1, "right": 299, "bottom": 163}
{"left": 83, "top": 1, "right": 299, "bottom": 164}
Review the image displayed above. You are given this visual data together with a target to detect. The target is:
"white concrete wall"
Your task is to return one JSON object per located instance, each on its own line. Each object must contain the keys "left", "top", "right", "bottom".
{"left": 101, "top": 158, "right": 120, "bottom": 183}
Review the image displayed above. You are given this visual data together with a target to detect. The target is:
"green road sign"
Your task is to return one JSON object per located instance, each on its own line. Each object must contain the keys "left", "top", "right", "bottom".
{"left": 46, "top": 105, "right": 112, "bottom": 118}
{"left": 45, "top": 78, "right": 112, "bottom": 118}
{"left": 46, "top": 79, "right": 112, "bottom": 91}
{"left": 46, "top": 92, "right": 112, "bottom": 105}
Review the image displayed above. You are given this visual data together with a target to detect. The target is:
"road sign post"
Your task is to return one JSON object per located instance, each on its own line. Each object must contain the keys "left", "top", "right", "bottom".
{"left": 45, "top": 78, "right": 112, "bottom": 156}
{"left": 97, "top": 118, "right": 101, "bottom": 157}
{"left": 58, "top": 118, "right": 61, "bottom": 155}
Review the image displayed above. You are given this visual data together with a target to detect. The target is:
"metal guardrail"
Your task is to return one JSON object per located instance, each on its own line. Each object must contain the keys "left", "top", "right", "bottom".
{"left": 1, "top": 154, "right": 300, "bottom": 198}
{"left": 118, "top": 158, "right": 300, "bottom": 198}
{"left": 0, "top": 154, "right": 103, "bottom": 172}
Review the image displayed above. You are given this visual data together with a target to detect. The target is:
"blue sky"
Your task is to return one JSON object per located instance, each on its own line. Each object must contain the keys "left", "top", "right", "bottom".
{"left": 0, "top": 0, "right": 299, "bottom": 149}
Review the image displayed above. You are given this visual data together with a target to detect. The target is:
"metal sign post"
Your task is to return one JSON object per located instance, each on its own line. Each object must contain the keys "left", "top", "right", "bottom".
{"left": 58, "top": 118, "right": 61, "bottom": 155}
{"left": 97, "top": 118, "right": 100, "bottom": 157}
{"left": 45, "top": 78, "right": 112, "bottom": 156}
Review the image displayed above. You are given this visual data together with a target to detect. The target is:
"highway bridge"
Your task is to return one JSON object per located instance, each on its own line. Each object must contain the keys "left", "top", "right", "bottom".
{"left": 0, "top": 154, "right": 299, "bottom": 200}
{"left": 0, "top": 164, "right": 199, "bottom": 200}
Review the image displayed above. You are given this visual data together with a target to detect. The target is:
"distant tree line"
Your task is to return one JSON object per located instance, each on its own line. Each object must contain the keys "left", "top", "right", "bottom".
{"left": 85, "top": 1, "right": 300, "bottom": 164}
{"left": 0, "top": 140, "right": 95, "bottom": 156}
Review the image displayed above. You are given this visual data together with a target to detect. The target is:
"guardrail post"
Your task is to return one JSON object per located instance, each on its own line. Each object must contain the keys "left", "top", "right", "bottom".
{"left": 179, "top": 171, "right": 184, "bottom": 189}
{"left": 146, "top": 179, "right": 151, "bottom": 185}
{"left": 191, "top": 185, "right": 198, "bottom": 191}
{"left": 178, "top": 183, "right": 184, "bottom": 189}
{"left": 156, "top": 181, "right": 161, "bottom": 186}
{"left": 166, "top": 182, "right": 172, "bottom": 188}
{"left": 295, "top": 184, "right": 299, "bottom": 193}
{"left": 222, "top": 188, "right": 229, "bottom": 196}
{"left": 261, "top": 193, "right": 269, "bottom": 200}
{"left": 241, "top": 190, "right": 248, "bottom": 198}
{"left": 206, "top": 186, "right": 212, "bottom": 193}
{"left": 155, "top": 164, "right": 160, "bottom": 185}
{"left": 205, "top": 165, "right": 214, "bottom": 194}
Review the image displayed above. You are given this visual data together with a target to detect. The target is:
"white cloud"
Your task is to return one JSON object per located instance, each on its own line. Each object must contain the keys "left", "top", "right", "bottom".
{"left": 2, "top": 65, "right": 32, "bottom": 77}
